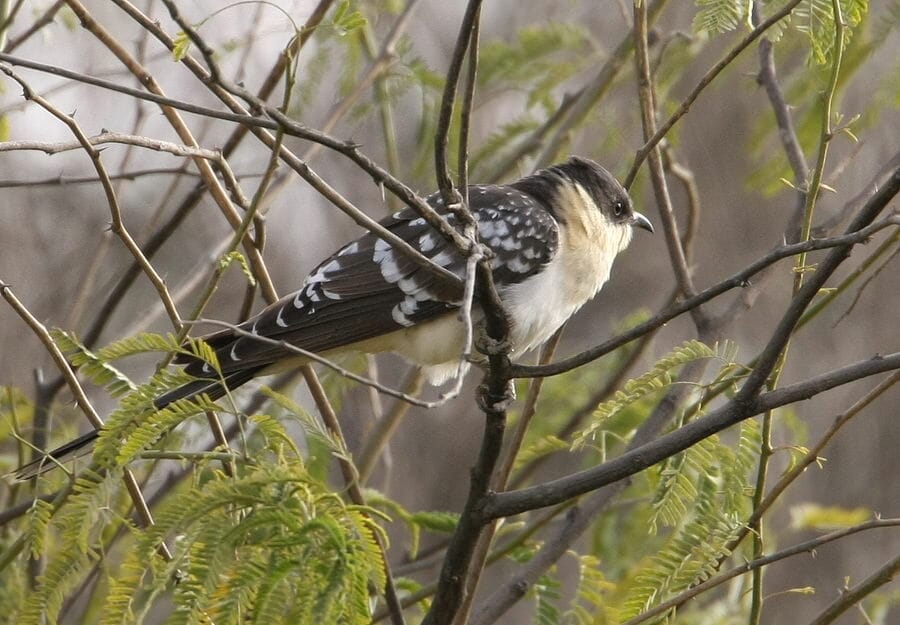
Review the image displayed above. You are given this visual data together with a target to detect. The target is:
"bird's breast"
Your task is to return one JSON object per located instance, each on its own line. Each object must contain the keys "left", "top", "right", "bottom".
{"left": 500, "top": 229, "right": 616, "bottom": 354}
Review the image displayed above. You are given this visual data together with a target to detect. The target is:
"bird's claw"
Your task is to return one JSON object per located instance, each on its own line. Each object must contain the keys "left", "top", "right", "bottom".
{"left": 474, "top": 322, "right": 511, "bottom": 356}
{"left": 477, "top": 380, "right": 516, "bottom": 413}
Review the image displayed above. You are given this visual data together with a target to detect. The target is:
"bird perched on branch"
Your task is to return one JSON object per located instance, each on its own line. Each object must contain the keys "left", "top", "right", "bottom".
{"left": 15, "top": 156, "right": 652, "bottom": 480}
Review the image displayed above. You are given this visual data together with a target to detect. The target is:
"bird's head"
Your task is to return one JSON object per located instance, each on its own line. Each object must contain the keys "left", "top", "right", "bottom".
{"left": 512, "top": 156, "right": 653, "bottom": 256}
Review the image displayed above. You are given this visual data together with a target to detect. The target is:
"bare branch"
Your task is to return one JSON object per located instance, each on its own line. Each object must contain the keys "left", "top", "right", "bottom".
{"left": 0, "top": 131, "right": 221, "bottom": 160}
{"left": 624, "top": 0, "right": 803, "bottom": 188}
{"left": 806, "top": 551, "right": 900, "bottom": 625}
{"left": 512, "top": 212, "right": 900, "bottom": 379}
{"left": 486, "top": 350, "right": 900, "bottom": 519}
{"left": 623, "top": 519, "right": 900, "bottom": 625}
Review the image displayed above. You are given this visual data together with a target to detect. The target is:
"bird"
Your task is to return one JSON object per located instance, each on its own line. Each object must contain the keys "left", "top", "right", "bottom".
{"left": 14, "top": 156, "right": 652, "bottom": 480}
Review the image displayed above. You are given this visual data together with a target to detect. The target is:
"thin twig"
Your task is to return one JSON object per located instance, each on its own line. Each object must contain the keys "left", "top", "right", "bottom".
{"left": 185, "top": 319, "right": 451, "bottom": 409}
{"left": 621, "top": 519, "right": 900, "bottom": 625}
{"left": 754, "top": 3, "right": 809, "bottom": 242}
{"left": 0, "top": 132, "right": 222, "bottom": 160}
{"left": 624, "top": 0, "right": 803, "bottom": 188}
{"left": 434, "top": 0, "right": 483, "bottom": 206}
{"left": 806, "top": 550, "right": 900, "bottom": 625}
{"left": 0, "top": 166, "right": 206, "bottom": 188}
{"left": 512, "top": 212, "right": 900, "bottom": 379}
{"left": 299, "top": 366, "right": 407, "bottom": 625}
{"left": 0, "top": 67, "right": 184, "bottom": 333}
{"left": 0, "top": 281, "right": 171, "bottom": 559}
{"left": 632, "top": 1, "right": 706, "bottom": 335}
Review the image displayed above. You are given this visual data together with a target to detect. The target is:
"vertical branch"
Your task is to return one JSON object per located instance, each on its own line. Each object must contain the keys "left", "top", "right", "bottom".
{"left": 452, "top": 332, "right": 562, "bottom": 625}
{"left": 456, "top": 4, "right": 480, "bottom": 195}
{"left": 300, "top": 366, "right": 407, "bottom": 625}
{"left": 633, "top": 1, "right": 709, "bottom": 334}
{"left": 793, "top": 0, "right": 845, "bottom": 293}
{"left": 434, "top": 0, "right": 483, "bottom": 207}
{"left": 749, "top": 6, "right": 846, "bottom": 624}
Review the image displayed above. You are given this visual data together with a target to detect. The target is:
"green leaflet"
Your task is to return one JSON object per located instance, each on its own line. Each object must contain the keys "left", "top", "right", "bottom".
{"left": 572, "top": 340, "right": 718, "bottom": 450}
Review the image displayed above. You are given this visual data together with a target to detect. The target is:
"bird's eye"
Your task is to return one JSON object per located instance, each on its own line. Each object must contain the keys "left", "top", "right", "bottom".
{"left": 613, "top": 201, "right": 625, "bottom": 217}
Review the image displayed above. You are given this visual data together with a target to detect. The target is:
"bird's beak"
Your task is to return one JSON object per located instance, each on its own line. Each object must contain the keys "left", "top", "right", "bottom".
{"left": 631, "top": 211, "right": 654, "bottom": 233}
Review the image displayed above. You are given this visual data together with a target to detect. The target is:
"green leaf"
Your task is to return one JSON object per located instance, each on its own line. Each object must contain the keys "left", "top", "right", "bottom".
{"left": 173, "top": 31, "right": 192, "bottom": 61}
{"left": 51, "top": 329, "right": 136, "bottom": 397}
{"left": 331, "top": 0, "right": 367, "bottom": 37}
{"left": 409, "top": 511, "right": 459, "bottom": 534}
{"left": 573, "top": 340, "right": 717, "bottom": 449}
{"left": 794, "top": 0, "right": 869, "bottom": 65}
{"left": 790, "top": 503, "right": 871, "bottom": 529}
{"left": 693, "top": 0, "right": 749, "bottom": 35}
{"left": 219, "top": 250, "right": 256, "bottom": 286}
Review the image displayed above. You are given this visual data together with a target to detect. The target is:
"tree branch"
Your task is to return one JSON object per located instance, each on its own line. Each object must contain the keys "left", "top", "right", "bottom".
{"left": 485, "top": 351, "right": 900, "bottom": 519}
{"left": 511, "top": 211, "right": 900, "bottom": 379}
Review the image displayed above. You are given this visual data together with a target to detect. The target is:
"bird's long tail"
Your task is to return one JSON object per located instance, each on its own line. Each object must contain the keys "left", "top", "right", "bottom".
{"left": 12, "top": 367, "right": 262, "bottom": 481}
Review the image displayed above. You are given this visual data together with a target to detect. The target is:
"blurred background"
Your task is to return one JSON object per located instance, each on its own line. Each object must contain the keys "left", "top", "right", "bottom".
{"left": 1, "top": 1, "right": 897, "bottom": 623}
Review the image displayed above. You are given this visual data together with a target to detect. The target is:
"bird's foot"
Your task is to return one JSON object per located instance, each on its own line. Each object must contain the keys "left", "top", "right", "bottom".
{"left": 477, "top": 379, "right": 516, "bottom": 413}
{"left": 474, "top": 322, "right": 511, "bottom": 357}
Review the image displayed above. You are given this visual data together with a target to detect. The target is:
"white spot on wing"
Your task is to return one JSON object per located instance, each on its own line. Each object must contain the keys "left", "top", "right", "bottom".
{"left": 400, "top": 297, "right": 418, "bottom": 315}
{"left": 229, "top": 344, "right": 242, "bottom": 362}
{"left": 293, "top": 291, "right": 305, "bottom": 308}
{"left": 419, "top": 233, "right": 438, "bottom": 252}
{"left": 315, "top": 259, "right": 341, "bottom": 278}
{"left": 391, "top": 305, "right": 415, "bottom": 327}
{"left": 398, "top": 276, "right": 423, "bottom": 294}
{"left": 507, "top": 256, "right": 532, "bottom": 273}
{"left": 414, "top": 289, "right": 437, "bottom": 301}
{"left": 376, "top": 248, "right": 403, "bottom": 282}
{"left": 430, "top": 249, "right": 456, "bottom": 267}
{"left": 339, "top": 241, "right": 360, "bottom": 256}
{"left": 276, "top": 306, "right": 289, "bottom": 328}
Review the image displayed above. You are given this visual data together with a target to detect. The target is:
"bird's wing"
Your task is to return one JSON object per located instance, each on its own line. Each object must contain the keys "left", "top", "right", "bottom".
{"left": 178, "top": 185, "right": 559, "bottom": 377}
